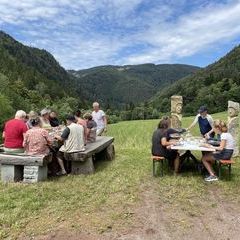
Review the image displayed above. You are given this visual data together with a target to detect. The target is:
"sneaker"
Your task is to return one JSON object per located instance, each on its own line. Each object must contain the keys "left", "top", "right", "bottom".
{"left": 204, "top": 175, "right": 218, "bottom": 182}
{"left": 56, "top": 171, "right": 67, "bottom": 176}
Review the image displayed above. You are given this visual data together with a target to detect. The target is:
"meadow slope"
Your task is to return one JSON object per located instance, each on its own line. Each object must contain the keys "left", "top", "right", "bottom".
{"left": 1, "top": 112, "right": 240, "bottom": 239}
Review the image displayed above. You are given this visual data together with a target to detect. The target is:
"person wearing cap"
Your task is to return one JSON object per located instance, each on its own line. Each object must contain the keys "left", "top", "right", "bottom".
{"left": 54, "top": 115, "right": 85, "bottom": 175}
{"left": 92, "top": 102, "right": 107, "bottom": 136}
{"left": 83, "top": 112, "right": 97, "bottom": 143}
{"left": 187, "top": 106, "right": 214, "bottom": 138}
{"left": 40, "top": 108, "right": 52, "bottom": 129}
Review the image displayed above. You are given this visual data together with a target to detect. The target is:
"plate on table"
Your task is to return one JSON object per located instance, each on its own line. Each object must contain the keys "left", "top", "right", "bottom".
{"left": 207, "top": 139, "right": 220, "bottom": 147}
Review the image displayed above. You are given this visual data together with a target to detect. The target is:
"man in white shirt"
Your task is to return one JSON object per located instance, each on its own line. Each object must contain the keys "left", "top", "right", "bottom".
{"left": 55, "top": 115, "right": 85, "bottom": 175}
{"left": 92, "top": 102, "right": 107, "bottom": 136}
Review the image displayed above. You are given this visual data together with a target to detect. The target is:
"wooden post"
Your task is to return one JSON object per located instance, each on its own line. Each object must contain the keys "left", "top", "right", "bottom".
{"left": 71, "top": 157, "right": 95, "bottom": 174}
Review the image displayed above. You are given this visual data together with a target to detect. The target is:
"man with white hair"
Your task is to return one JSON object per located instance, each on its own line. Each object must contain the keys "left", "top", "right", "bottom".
{"left": 2, "top": 110, "right": 28, "bottom": 153}
{"left": 92, "top": 102, "right": 107, "bottom": 136}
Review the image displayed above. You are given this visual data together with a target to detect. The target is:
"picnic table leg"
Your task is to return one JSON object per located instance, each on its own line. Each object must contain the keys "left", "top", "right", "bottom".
{"left": 1, "top": 164, "right": 23, "bottom": 182}
{"left": 97, "top": 144, "right": 115, "bottom": 161}
{"left": 23, "top": 166, "right": 48, "bottom": 183}
{"left": 160, "top": 160, "right": 164, "bottom": 177}
{"left": 218, "top": 162, "right": 222, "bottom": 179}
{"left": 228, "top": 164, "right": 231, "bottom": 180}
{"left": 71, "top": 157, "right": 95, "bottom": 175}
{"left": 153, "top": 160, "right": 156, "bottom": 177}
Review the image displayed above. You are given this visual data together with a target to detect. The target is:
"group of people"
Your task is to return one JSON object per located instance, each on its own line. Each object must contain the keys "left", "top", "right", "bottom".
{"left": 2, "top": 102, "right": 107, "bottom": 176}
{"left": 152, "top": 106, "right": 235, "bottom": 182}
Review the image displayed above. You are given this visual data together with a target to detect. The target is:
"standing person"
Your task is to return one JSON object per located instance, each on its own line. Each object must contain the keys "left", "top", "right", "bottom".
{"left": 152, "top": 116, "right": 180, "bottom": 174}
{"left": 201, "top": 120, "right": 234, "bottom": 182}
{"left": 55, "top": 115, "right": 85, "bottom": 175}
{"left": 187, "top": 106, "right": 214, "bottom": 138}
{"left": 92, "top": 102, "right": 107, "bottom": 136}
{"left": 2, "top": 110, "right": 28, "bottom": 153}
{"left": 23, "top": 117, "right": 52, "bottom": 155}
{"left": 49, "top": 111, "right": 60, "bottom": 127}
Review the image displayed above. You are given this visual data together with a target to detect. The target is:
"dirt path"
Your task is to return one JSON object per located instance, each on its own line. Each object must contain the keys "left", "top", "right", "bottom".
{"left": 26, "top": 183, "right": 240, "bottom": 240}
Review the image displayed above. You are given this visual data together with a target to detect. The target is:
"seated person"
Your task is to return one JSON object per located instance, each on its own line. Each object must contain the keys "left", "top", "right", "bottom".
{"left": 55, "top": 115, "right": 85, "bottom": 175}
{"left": 152, "top": 116, "right": 180, "bottom": 174}
{"left": 75, "top": 109, "right": 87, "bottom": 143}
{"left": 201, "top": 120, "right": 234, "bottom": 182}
{"left": 23, "top": 117, "right": 52, "bottom": 155}
{"left": 83, "top": 112, "right": 97, "bottom": 143}
{"left": 26, "top": 111, "right": 38, "bottom": 129}
{"left": 40, "top": 108, "right": 52, "bottom": 129}
{"left": 49, "top": 111, "right": 60, "bottom": 127}
{"left": 3, "top": 110, "right": 28, "bottom": 153}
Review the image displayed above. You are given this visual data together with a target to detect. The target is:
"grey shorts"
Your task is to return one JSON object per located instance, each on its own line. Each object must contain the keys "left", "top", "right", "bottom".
{"left": 213, "top": 149, "right": 233, "bottom": 161}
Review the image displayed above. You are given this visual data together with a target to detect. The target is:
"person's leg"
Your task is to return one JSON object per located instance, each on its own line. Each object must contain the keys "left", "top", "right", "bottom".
{"left": 174, "top": 154, "right": 180, "bottom": 173}
{"left": 202, "top": 154, "right": 215, "bottom": 176}
{"left": 57, "top": 151, "right": 67, "bottom": 175}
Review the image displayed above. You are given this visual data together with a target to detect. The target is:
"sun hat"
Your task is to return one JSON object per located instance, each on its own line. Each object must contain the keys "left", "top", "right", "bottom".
{"left": 40, "top": 108, "right": 50, "bottom": 116}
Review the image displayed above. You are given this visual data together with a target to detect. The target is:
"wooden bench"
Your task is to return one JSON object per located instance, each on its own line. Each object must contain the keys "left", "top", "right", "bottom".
{"left": 151, "top": 156, "right": 166, "bottom": 177}
{"left": 62, "top": 136, "right": 115, "bottom": 175}
{"left": 218, "top": 159, "right": 235, "bottom": 180}
{"left": 0, "top": 153, "right": 52, "bottom": 183}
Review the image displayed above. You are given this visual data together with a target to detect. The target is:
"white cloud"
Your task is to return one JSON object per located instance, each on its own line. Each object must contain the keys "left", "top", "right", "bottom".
{"left": 124, "top": 0, "right": 240, "bottom": 64}
{"left": 0, "top": 0, "right": 240, "bottom": 69}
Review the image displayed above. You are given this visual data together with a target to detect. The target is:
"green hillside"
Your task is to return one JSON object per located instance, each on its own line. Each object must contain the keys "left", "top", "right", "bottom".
{"left": 69, "top": 64, "right": 200, "bottom": 109}
{"left": 0, "top": 31, "right": 84, "bottom": 125}
{"left": 150, "top": 45, "right": 240, "bottom": 114}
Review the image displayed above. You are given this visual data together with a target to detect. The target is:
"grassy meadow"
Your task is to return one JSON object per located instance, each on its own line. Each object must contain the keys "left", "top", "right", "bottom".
{"left": 0, "top": 112, "right": 240, "bottom": 239}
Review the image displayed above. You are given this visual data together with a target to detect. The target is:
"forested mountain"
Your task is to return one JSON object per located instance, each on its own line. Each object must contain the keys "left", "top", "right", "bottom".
{"left": 69, "top": 64, "right": 200, "bottom": 109}
{"left": 150, "top": 45, "right": 240, "bottom": 115}
{"left": 0, "top": 31, "right": 84, "bottom": 125}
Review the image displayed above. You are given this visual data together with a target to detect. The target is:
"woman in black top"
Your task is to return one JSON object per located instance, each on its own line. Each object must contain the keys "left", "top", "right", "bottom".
{"left": 152, "top": 117, "right": 180, "bottom": 174}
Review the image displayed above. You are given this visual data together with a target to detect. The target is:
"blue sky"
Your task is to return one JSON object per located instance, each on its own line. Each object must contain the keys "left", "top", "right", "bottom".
{"left": 0, "top": 0, "right": 240, "bottom": 70}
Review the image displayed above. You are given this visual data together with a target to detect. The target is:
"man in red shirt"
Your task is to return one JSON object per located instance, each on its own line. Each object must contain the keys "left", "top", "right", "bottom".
{"left": 2, "top": 110, "right": 28, "bottom": 153}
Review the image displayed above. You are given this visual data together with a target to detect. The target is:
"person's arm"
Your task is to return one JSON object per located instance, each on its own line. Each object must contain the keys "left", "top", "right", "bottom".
{"left": 23, "top": 133, "right": 28, "bottom": 148}
{"left": 204, "top": 139, "right": 226, "bottom": 151}
{"left": 2, "top": 131, "right": 5, "bottom": 139}
{"left": 204, "top": 115, "right": 214, "bottom": 138}
{"left": 103, "top": 116, "right": 107, "bottom": 131}
{"left": 84, "top": 125, "right": 88, "bottom": 144}
{"left": 43, "top": 131, "right": 53, "bottom": 145}
{"left": 55, "top": 127, "right": 70, "bottom": 142}
{"left": 187, "top": 115, "right": 199, "bottom": 131}
{"left": 207, "top": 115, "right": 214, "bottom": 128}
{"left": 161, "top": 137, "right": 178, "bottom": 147}
{"left": 204, "top": 129, "right": 214, "bottom": 138}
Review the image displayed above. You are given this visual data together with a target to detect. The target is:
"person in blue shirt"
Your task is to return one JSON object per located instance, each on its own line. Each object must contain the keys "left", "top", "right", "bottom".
{"left": 187, "top": 106, "right": 214, "bottom": 138}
